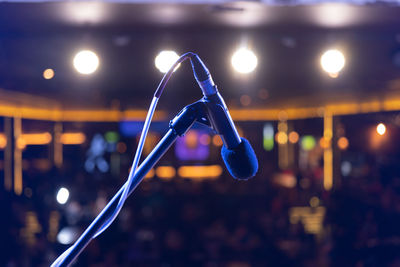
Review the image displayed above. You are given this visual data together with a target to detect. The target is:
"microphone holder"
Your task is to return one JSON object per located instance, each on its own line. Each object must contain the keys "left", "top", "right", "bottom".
{"left": 55, "top": 99, "right": 213, "bottom": 266}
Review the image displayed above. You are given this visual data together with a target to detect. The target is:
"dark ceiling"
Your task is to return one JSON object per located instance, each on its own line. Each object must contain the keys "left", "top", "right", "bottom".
{"left": 1, "top": 1, "right": 400, "bottom": 112}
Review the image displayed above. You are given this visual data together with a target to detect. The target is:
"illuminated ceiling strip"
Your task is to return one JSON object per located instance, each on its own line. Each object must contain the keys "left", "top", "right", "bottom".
{"left": 0, "top": 98, "right": 399, "bottom": 122}
{"left": 1, "top": 0, "right": 398, "bottom": 5}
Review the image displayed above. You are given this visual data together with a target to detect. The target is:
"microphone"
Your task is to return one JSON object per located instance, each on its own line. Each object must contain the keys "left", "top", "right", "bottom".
{"left": 190, "top": 54, "right": 258, "bottom": 180}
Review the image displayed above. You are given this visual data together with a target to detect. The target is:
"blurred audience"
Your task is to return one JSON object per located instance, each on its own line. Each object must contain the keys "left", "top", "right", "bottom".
{"left": 2, "top": 155, "right": 400, "bottom": 267}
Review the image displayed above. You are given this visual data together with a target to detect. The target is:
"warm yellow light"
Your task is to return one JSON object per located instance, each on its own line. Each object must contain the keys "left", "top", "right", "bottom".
{"left": 320, "top": 49, "right": 345, "bottom": 77}
{"left": 60, "top": 133, "right": 86, "bottom": 145}
{"left": 337, "top": 137, "right": 349, "bottom": 150}
{"left": 73, "top": 50, "right": 99, "bottom": 74}
{"left": 155, "top": 50, "right": 180, "bottom": 73}
{"left": 0, "top": 133, "right": 7, "bottom": 149}
{"left": 17, "top": 138, "right": 26, "bottom": 150}
{"left": 156, "top": 166, "right": 176, "bottom": 180}
{"left": 376, "top": 123, "right": 386, "bottom": 135}
{"left": 319, "top": 137, "right": 331, "bottom": 149}
{"left": 144, "top": 169, "right": 155, "bottom": 179}
{"left": 19, "top": 133, "right": 52, "bottom": 148}
{"left": 43, "top": 68, "right": 55, "bottom": 80}
{"left": 288, "top": 131, "right": 299, "bottom": 144}
{"left": 275, "top": 132, "right": 288, "bottom": 145}
{"left": 231, "top": 48, "right": 258, "bottom": 74}
{"left": 178, "top": 165, "right": 222, "bottom": 180}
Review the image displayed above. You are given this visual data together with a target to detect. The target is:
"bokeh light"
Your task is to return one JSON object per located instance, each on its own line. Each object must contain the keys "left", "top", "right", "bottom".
{"left": 212, "top": 135, "right": 223, "bottom": 146}
{"left": 0, "top": 133, "right": 7, "bottom": 149}
{"left": 301, "top": 136, "right": 316, "bottom": 151}
{"left": 43, "top": 68, "right": 55, "bottom": 80}
{"left": 231, "top": 48, "right": 258, "bottom": 74}
{"left": 199, "top": 134, "right": 211, "bottom": 146}
{"left": 56, "top": 187, "right": 70, "bottom": 205}
{"left": 263, "top": 123, "right": 274, "bottom": 151}
{"left": 73, "top": 50, "right": 99, "bottom": 75}
{"left": 320, "top": 49, "right": 345, "bottom": 77}
{"left": 155, "top": 50, "right": 180, "bottom": 73}
{"left": 309, "top": 196, "right": 320, "bottom": 207}
{"left": 341, "top": 161, "right": 352, "bottom": 176}
{"left": 376, "top": 123, "right": 386, "bottom": 135}
{"left": 337, "top": 137, "right": 349, "bottom": 150}
{"left": 319, "top": 137, "right": 330, "bottom": 149}
{"left": 288, "top": 131, "right": 299, "bottom": 144}
{"left": 57, "top": 227, "right": 79, "bottom": 245}
{"left": 275, "top": 132, "right": 288, "bottom": 145}
{"left": 240, "top": 94, "right": 252, "bottom": 106}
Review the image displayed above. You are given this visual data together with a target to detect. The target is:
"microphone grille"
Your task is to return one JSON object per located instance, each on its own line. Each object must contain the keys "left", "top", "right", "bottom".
{"left": 221, "top": 137, "right": 258, "bottom": 180}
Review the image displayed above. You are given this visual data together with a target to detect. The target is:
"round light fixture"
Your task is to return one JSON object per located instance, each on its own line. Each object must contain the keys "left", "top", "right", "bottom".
{"left": 231, "top": 48, "right": 258, "bottom": 74}
{"left": 73, "top": 50, "right": 99, "bottom": 75}
{"left": 155, "top": 50, "right": 180, "bottom": 73}
{"left": 320, "top": 49, "right": 345, "bottom": 77}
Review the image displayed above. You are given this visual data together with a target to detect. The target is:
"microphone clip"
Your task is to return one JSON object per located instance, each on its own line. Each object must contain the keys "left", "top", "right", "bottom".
{"left": 169, "top": 101, "right": 212, "bottom": 137}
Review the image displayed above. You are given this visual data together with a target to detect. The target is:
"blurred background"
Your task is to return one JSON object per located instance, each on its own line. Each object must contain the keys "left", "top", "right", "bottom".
{"left": 1, "top": 0, "right": 400, "bottom": 266}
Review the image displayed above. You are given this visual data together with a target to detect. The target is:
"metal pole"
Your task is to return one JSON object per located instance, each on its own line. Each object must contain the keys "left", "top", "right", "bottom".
{"left": 54, "top": 100, "right": 204, "bottom": 266}
{"left": 57, "top": 129, "right": 178, "bottom": 266}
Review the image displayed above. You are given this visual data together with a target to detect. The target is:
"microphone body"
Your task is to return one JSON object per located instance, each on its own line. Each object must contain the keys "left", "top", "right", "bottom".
{"left": 190, "top": 54, "right": 258, "bottom": 180}
{"left": 203, "top": 92, "right": 241, "bottom": 149}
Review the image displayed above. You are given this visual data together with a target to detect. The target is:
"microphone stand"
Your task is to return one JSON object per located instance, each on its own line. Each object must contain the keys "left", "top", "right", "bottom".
{"left": 56, "top": 100, "right": 211, "bottom": 266}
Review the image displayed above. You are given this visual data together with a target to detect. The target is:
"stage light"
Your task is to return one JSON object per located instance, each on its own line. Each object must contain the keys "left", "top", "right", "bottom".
{"left": 43, "top": 68, "right": 55, "bottom": 80}
{"left": 56, "top": 187, "right": 69, "bottom": 205}
{"left": 231, "top": 48, "right": 258, "bottom": 74}
{"left": 376, "top": 123, "right": 386, "bottom": 135}
{"left": 320, "top": 49, "right": 345, "bottom": 77}
{"left": 155, "top": 50, "right": 180, "bottom": 73}
{"left": 73, "top": 50, "right": 99, "bottom": 74}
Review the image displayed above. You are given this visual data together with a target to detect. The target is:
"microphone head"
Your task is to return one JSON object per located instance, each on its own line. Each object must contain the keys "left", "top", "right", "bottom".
{"left": 190, "top": 54, "right": 210, "bottom": 82}
{"left": 221, "top": 137, "right": 258, "bottom": 180}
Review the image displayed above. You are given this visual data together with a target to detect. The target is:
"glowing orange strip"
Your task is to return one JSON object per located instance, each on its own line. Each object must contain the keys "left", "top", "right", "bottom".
{"left": 178, "top": 165, "right": 222, "bottom": 179}
{"left": 0, "top": 98, "right": 399, "bottom": 122}
{"left": 20, "top": 133, "right": 52, "bottom": 145}
{"left": 155, "top": 166, "right": 176, "bottom": 179}
{"left": 60, "top": 133, "right": 86, "bottom": 145}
